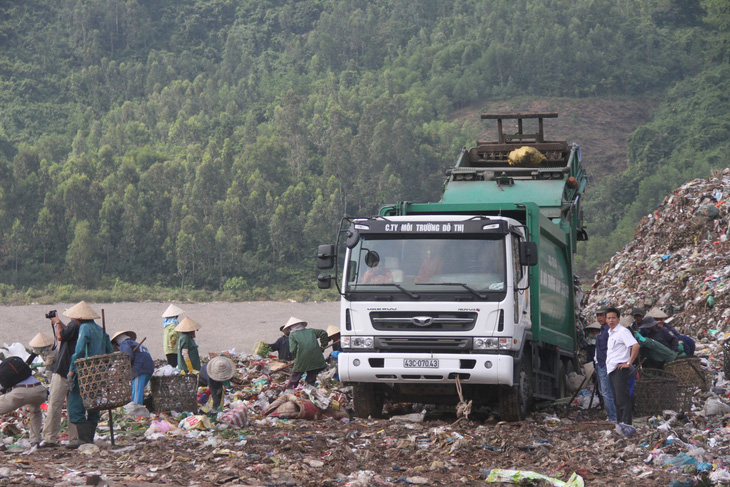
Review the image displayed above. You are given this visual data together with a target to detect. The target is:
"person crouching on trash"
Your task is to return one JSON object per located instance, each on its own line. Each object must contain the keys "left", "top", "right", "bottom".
{"left": 111, "top": 331, "right": 154, "bottom": 405}
{"left": 283, "top": 317, "right": 329, "bottom": 390}
{"left": 0, "top": 354, "right": 48, "bottom": 448}
{"left": 175, "top": 317, "right": 202, "bottom": 373}
{"left": 199, "top": 355, "right": 236, "bottom": 410}
{"left": 162, "top": 304, "right": 184, "bottom": 367}
{"left": 66, "top": 301, "right": 113, "bottom": 447}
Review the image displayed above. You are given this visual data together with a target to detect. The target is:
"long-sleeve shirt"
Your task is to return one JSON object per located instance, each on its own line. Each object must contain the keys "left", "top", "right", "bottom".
{"left": 163, "top": 318, "right": 180, "bottom": 355}
{"left": 69, "top": 321, "right": 113, "bottom": 374}
{"left": 641, "top": 326, "right": 679, "bottom": 352}
{"left": 594, "top": 324, "right": 609, "bottom": 367}
{"left": 269, "top": 336, "right": 294, "bottom": 361}
{"left": 52, "top": 320, "right": 80, "bottom": 378}
{"left": 289, "top": 328, "right": 328, "bottom": 372}
{"left": 177, "top": 332, "right": 201, "bottom": 372}
{"left": 119, "top": 338, "right": 155, "bottom": 378}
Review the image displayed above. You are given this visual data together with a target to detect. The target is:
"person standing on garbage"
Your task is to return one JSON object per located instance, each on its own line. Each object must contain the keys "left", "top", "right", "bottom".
{"left": 268, "top": 325, "right": 294, "bottom": 361}
{"left": 605, "top": 307, "right": 640, "bottom": 425}
{"left": 0, "top": 356, "right": 48, "bottom": 448}
{"left": 40, "top": 312, "right": 81, "bottom": 448}
{"left": 631, "top": 308, "right": 645, "bottom": 332}
{"left": 162, "top": 304, "right": 184, "bottom": 367}
{"left": 111, "top": 331, "right": 154, "bottom": 405}
{"left": 283, "top": 317, "right": 329, "bottom": 390}
{"left": 66, "top": 301, "right": 114, "bottom": 447}
{"left": 175, "top": 317, "right": 202, "bottom": 373}
{"left": 593, "top": 307, "right": 617, "bottom": 422}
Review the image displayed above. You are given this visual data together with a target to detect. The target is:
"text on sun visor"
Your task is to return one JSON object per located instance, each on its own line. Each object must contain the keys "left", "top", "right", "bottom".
{"left": 384, "top": 223, "right": 465, "bottom": 233}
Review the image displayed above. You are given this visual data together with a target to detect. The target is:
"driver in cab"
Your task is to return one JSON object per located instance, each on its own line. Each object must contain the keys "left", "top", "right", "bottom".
{"left": 360, "top": 250, "right": 393, "bottom": 284}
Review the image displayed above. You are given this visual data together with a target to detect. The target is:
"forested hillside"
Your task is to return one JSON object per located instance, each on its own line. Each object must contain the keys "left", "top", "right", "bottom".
{"left": 0, "top": 0, "right": 728, "bottom": 300}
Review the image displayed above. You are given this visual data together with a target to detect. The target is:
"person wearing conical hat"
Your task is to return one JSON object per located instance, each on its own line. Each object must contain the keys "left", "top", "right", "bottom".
{"left": 162, "top": 304, "right": 184, "bottom": 367}
{"left": 175, "top": 317, "right": 202, "bottom": 373}
{"left": 282, "top": 317, "right": 329, "bottom": 390}
{"left": 40, "top": 311, "right": 81, "bottom": 448}
{"left": 66, "top": 301, "right": 113, "bottom": 447}
{"left": 199, "top": 355, "right": 236, "bottom": 410}
{"left": 112, "top": 331, "right": 154, "bottom": 405}
{"left": 267, "top": 324, "right": 294, "bottom": 362}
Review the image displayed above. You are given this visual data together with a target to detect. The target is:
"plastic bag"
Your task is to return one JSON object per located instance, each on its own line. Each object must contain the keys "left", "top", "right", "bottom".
{"left": 484, "top": 469, "right": 584, "bottom": 486}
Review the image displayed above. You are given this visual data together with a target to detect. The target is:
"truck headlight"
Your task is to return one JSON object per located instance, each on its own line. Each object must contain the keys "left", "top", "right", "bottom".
{"left": 473, "top": 337, "right": 512, "bottom": 350}
{"left": 341, "top": 336, "right": 374, "bottom": 349}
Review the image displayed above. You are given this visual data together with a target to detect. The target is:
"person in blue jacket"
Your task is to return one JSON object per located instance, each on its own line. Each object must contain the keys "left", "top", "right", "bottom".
{"left": 112, "top": 330, "right": 154, "bottom": 405}
{"left": 65, "top": 301, "right": 113, "bottom": 447}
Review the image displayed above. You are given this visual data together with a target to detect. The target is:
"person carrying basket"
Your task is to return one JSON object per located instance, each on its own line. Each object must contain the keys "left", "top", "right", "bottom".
{"left": 66, "top": 301, "right": 113, "bottom": 447}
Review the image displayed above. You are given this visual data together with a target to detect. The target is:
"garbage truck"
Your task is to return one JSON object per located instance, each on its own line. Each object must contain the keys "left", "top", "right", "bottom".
{"left": 316, "top": 113, "right": 587, "bottom": 420}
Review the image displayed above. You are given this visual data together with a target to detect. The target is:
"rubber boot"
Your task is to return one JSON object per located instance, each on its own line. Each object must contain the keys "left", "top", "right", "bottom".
{"left": 88, "top": 421, "right": 98, "bottom": 444}
{"left": 66, "top": 423, "right": 84, "bottom": 449}
{"left": 77, "top": 422, "right": 94, "bottom": 444}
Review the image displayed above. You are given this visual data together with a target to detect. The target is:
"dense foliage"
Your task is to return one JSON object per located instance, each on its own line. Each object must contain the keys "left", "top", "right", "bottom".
{"left": 0, "top": 0, "right": 727, "bottom": 296}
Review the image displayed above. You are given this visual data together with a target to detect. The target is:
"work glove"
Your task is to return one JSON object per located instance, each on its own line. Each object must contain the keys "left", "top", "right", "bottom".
{"left": 184, "top": 359, "right": 197, "bottom": 374}
{"left": 678, "top": 341, "right": 685, "bottom": 354}
{"left": 633, "top": 331, "right": 647, "bottom": 343}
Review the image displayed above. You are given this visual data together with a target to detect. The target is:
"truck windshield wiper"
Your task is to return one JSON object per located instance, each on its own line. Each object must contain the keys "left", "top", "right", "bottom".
{"left": 415, "top": 282, "right": 488, "bottom": 300}
{"left": 357, "top": 283, "right": 420, "bottom": 299}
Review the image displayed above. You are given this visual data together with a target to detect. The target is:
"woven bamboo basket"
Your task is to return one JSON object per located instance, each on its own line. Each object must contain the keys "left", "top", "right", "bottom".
{"left": 150, "top": 374, "right": 199, "bottom": 413}
{"left": 75, "top": 352, "right": 132, "bottom": 412}
{"left": 634, "top": 368, "right": 678, "bottom": 416}
{"left": 665, "top": 357, "right": 708, "bottom": 390}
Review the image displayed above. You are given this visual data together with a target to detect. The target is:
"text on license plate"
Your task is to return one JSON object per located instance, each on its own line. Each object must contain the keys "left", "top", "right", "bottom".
{"left": 403, "top": 359, "right": 439, "bottom": 368}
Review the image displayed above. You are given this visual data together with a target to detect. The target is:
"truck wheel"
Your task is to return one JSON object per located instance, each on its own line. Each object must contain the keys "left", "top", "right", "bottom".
{"left": 352, "top": 383, "right": 384, "bottom": 419}
{"left": 499, "top": 352, "right": 533, "bottom": 421}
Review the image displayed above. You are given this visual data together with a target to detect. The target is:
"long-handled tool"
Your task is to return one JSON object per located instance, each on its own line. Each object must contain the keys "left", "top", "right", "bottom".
{"left": 101, "top": 309, "right": 115, "bottom": 446}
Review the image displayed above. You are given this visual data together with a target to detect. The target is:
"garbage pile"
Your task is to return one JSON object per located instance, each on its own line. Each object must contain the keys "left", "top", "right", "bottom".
{"left": 587, "top": 168, "right": 730, "bottom": 336}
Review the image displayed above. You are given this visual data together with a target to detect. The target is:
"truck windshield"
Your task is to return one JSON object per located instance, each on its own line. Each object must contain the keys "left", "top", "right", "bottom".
{"left": 346, "top": 237, "right": 506, "bottom": 300}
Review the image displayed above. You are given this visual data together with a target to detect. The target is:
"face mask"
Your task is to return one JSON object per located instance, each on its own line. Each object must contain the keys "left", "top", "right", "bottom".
{"left": 586, "top": 336, "right": 597, "bottom": 345}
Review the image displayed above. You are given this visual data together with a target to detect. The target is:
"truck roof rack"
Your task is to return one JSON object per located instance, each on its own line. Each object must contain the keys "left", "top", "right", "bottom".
{"left": 463, "top": 113, "right": 569, "bottom": 174}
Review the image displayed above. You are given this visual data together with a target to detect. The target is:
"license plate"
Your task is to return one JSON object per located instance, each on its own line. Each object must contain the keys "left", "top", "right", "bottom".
{"left": 404, "top": 359, "right": 439, "bottom": 368}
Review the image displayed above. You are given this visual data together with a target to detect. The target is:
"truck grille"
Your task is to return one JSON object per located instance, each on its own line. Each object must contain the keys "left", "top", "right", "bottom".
{"left": 370, "top": 312, "right": 477, "bottom": 331}
{"left": 375, "top": 337, "right": 472, "bottom": 352}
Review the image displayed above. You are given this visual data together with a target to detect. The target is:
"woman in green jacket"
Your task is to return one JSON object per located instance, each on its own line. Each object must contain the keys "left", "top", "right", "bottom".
{"left": 175, "top": 317, "right": 201, "bottom": 373}
{"left": 282, "top": 317, "right": 329, "bottom": 389}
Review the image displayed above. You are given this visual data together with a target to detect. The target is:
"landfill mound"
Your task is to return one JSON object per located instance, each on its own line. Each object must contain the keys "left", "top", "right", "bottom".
{"left": 587, "top": 168, "right": 730, "bottom": 334}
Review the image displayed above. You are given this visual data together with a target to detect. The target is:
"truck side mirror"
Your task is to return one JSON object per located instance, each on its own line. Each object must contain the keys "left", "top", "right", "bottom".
{"left": 317, "top": 274, "right": 332, "bottom": 289}
{"left": 519, "top": 241, "right": 538, "bottom": 266}
{"left": 345, "top": 228, "right": 360, "bottom": 249}
{"left": 317, "top": 244, "right": 335, "bottom": 269}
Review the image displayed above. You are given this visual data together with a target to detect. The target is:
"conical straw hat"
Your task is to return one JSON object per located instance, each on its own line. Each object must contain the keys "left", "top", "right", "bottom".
{"left": 282, "top": 317, "right": 307, "bottom": 331}
{"left": 111, "top": 330, "right": 137, "bottom": 343}
{"left": 646, "top": 307, "right": 669, "bottom": 319}
{"left": 63, "top": 301, "right": 100, "bottom": 320}
{"left": 29, "top": 332, "right": 54, "bottom": 348}
{"left": 162, "top": 304, "right": 185, "bottom": 318}
{"left": 175, "top": 316, "right": 201, "bottom": 332}
{"left": 207, "top": 355, "right": 236, "bottom": 381}
{"left": 327, "top": 325, "right": 340, "bottom": 337}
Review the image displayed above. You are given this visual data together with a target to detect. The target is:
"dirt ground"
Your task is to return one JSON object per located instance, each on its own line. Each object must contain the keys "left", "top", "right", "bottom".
{"left": 0, "top": 301, "right": 340, "bottom": 360}
{"left": 0, "top": 302, "right": 705, "bottom": 486}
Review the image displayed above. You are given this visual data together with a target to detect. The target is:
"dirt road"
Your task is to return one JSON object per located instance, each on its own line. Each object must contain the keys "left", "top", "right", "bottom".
{"left": 0, "top": 301, "right": 340, "bottom": 358}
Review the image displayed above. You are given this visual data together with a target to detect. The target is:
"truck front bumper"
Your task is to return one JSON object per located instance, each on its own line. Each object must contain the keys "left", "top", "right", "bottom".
{"left": 338, "top": 352, "right": 515, "bottom": 385}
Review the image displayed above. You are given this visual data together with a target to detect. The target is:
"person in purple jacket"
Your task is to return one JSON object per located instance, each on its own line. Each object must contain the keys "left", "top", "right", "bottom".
{"left": 112, "top": 331, "right": 154, "bottom": 405}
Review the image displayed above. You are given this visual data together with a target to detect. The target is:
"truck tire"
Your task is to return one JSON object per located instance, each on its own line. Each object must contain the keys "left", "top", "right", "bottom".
{"left": 352, "top": 383, "right": 384, "bottom": 419}
{"left": 499, "top": 351, "right": 533, "bottom": 421}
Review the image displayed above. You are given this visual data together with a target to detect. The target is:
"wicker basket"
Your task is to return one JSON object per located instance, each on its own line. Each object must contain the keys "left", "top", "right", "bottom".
{"left": 75, "top": 352, "right": 132, "bottom": 412}
{"left": 665, "top": 357, "right": 708, "bottom": 391}
{"left": 150, "top": 374, "right": 199, "bottom": 413}
{"left": 634, "top": 368, "right": 678, "bottom": 416}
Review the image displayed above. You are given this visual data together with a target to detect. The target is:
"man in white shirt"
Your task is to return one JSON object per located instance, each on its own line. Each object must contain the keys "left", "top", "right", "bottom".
{"left": 605, "top": 307, "right": 639, "bottom": 425}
